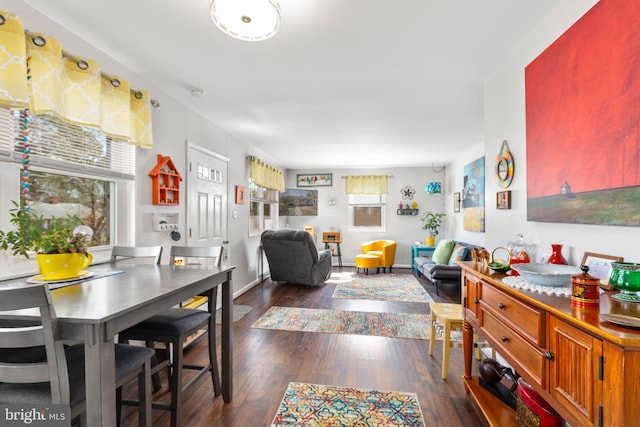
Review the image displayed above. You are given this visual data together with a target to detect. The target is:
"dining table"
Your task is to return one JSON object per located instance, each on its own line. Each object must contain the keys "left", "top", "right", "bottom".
{"left": 0, "top": 262, "right": 235, "bottom": 427}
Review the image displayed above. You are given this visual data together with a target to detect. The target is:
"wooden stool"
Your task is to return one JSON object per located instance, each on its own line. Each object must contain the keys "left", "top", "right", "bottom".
{"left": 355, "top": 254, "right": 380, "bottom": 274}
{"left": 429, "top": 302, "right": 483, "bottom": 380}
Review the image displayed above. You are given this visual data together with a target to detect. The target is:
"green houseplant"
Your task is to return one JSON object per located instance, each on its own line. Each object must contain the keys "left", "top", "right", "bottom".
{"left": 420, "top": 211, "right": 445, "bottom": 246}
{"left": 0, "top": 201, "right": 92, "bottom": 279}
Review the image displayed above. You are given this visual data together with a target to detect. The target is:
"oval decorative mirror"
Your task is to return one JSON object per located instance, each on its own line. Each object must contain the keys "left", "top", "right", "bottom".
{"left": 495, "top": 140, "right": 514, "bottom": 188}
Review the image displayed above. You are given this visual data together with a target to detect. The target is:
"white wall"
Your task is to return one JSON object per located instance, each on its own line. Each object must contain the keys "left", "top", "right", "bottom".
{"left": 3, "top": 1, "right": 269, "bottom": 295}
{"left": 448, "top": 0, "right": 640, "bottom": 265}
{"left": 283, "top": 167, "right": 447, "bottom": 267}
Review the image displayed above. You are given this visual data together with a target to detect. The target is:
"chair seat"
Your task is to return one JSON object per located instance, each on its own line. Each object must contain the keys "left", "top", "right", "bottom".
{"left": 0, "top": 344, "right": 154, "bottom": 406}
{"left": 122, "top": 308, "right": 211, "bottom": 338}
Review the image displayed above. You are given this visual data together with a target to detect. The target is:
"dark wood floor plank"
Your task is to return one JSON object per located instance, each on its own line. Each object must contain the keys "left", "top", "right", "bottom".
{"left": 124, "top": 267, "right": 486, "bottom": 426}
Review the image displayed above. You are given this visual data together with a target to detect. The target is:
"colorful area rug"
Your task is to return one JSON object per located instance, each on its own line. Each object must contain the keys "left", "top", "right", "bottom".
{"left": 271, "top": 382, "right": 425, "bottom": 426}
{"left": 252, "top": 306, "right": 462, "bottom": 341}
{"left": 330, "top": 273, "right": 434, "bottom": 304}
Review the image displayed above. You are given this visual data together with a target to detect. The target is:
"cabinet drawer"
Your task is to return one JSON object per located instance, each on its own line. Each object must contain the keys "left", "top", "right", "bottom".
{"left": 480, "top": 307, "right": 546, "bottom": 389}
{"left": 481, "top": 284, "right": 545, "bottom": 346}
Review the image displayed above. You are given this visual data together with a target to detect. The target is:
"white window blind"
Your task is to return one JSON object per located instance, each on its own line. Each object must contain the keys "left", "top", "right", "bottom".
{"left": 11, "top": 111, "right": 135, "bottom": 179}
{"left": 0, "top": 107, "right": 14, "bottom": 157}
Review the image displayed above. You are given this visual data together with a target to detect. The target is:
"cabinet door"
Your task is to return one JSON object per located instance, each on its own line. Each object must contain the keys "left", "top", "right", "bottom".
{"left": 463, "top": 272, "right": 481, "bottom": 322}
{"left": 548, "top": 316, "right": 602, "bottom": 426}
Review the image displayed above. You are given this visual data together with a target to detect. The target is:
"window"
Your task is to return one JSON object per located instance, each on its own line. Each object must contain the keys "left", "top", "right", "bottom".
{"left": 28, "top": 171, "right": 114, "bottom": 247}
{"left": 249, "top": 180, "right": 279, "bottom": 236}
{"left": 348, "top": 194, "right": 387, "bottom": 232}
{"left": 0, "top": 109, "right": 134, "bottom": 256}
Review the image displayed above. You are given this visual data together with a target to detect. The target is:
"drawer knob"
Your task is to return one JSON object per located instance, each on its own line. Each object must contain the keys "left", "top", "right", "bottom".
{"left": 498, "top": 302, "right": 506, "bottom": 310}
{"left": 545, "top": 351, "right": 555, "bottom": 361}
{"left": 473, "top": 298, "right": 479, "bottom": 304}
{"left": 501, "top": 335, "right": 509, "bottom": 342}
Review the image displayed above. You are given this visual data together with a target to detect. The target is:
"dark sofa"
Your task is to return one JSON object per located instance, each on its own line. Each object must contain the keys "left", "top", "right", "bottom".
{"left": 261, "top": 229, "right": 332, "bottom": 287}
{"left": 414, "top": 241, "right": 484, "bottom": 295}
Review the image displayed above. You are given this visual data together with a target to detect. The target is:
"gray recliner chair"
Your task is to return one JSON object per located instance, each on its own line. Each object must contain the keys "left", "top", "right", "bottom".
{"left": 261, "top": 229, "right": 332, "bottom": 287}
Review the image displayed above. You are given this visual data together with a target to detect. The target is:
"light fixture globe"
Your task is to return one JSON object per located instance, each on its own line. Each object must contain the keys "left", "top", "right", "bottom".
{"left": 210, "top": 0, "right": 281, "bottom": 41}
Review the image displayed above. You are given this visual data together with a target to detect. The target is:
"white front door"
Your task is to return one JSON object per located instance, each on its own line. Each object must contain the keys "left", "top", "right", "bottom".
{"left": 187, "top": 144, "right": 228, "bottom": 260}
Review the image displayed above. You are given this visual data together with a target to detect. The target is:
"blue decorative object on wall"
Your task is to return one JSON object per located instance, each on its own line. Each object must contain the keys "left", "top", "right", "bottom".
{"left": 425, "top": 182, "right": 442, "bottom": 194}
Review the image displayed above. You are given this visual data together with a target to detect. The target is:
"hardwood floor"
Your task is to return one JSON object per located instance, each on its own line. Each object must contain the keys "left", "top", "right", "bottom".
{"left": 123, "top": 267, "right": 486, "bottom": 426}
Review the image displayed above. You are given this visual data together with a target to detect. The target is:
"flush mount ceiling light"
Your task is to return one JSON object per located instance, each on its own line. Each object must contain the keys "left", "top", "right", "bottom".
{"left": 210, "top": 0, "right": 281, "bottom": 41}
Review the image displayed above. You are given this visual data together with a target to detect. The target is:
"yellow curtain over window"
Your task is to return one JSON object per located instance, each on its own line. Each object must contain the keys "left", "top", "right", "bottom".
{"left": 0, "top": 10, "right": 153, "bottom": 148}
{"left": 249, "top": 157, "right": 285, "bottom": 192}
{"left": 344, "top": 175, "right": 389, "bottom": 194}
{"left": 101, "top": 74, "right": 130, "bottom": 138}
{"left": 0, "top": 12, "right": 29, "bottom": 108}
{"left": 130, "top": 90, "right": 153, "bottom": 148}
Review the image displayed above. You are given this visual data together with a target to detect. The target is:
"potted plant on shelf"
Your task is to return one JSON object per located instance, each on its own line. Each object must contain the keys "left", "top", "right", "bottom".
{"left": 420, "top": 211, "right": 445, "bottom": 247}
{"left": 0, "top": 201, "right": 93, "bottom": 280}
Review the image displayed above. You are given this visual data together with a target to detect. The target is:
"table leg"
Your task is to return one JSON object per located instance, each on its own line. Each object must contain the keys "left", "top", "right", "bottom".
{"left": 84, "top": 324, "right": 116, "bottom": 427}
{"left": 429, "top": 311, "right": 436, "bottom": 356}
{"left": 221, "top": 272, "right": 233, "bottom": 402}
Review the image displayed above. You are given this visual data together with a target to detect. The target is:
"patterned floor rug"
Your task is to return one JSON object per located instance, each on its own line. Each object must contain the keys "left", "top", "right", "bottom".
{"left": 252, "top": 306, "right": 462, "bottom": 341}
{"left": 329, "top": 273, "right": 434, "bottom": 304}
{"left": 271, "top": 382, "right": 425, "bottom": 426}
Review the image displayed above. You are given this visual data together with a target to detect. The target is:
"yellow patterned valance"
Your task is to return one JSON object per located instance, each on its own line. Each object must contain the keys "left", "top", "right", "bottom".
{"left": 344, "top": 175, "right": 389, "bottom": 194}
{"left": 249, "top": 157, "right": 285, "bottom": 192}
{"left": 0, "top": 11, "right": 153, "bottom": 147}
{"left": 0, "top": 12, "right": 29, "bottom": 108}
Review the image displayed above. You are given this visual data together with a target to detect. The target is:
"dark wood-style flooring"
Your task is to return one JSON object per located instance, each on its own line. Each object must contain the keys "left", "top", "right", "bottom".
{"left": 123, "top": 267, "right": 486, "bottom": 426}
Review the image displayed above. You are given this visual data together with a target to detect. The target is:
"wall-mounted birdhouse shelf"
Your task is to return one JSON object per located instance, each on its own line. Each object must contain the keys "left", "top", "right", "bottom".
{"left": 149, "top": 154, "right": 182, "bottom": 205}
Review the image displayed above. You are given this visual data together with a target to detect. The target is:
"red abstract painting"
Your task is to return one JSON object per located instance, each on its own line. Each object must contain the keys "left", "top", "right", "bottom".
{"left": 526, "top": 0, "right": 640, "bottom": 225}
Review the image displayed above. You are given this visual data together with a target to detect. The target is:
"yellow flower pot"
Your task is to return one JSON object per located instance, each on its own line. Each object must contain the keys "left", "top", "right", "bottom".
{"left": 426, "top": 237, "right": 436, "bottom": 247}
{"left": 36, "top": 252, "right": 93, "bottom": 280}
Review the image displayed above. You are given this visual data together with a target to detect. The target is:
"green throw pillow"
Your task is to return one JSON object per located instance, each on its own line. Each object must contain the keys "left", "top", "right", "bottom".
{"left": 448, "top": 244, "right": 469, "bottom": 266}
{"left": 432, "top": 239, "right": 454, "bottom": 265}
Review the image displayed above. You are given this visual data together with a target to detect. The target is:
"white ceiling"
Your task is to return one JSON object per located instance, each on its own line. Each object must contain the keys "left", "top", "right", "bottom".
{"left": 19, "top": 0, "right": 558, "bottom": 169}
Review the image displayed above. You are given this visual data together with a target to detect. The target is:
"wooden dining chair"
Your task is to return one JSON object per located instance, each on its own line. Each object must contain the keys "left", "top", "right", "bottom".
{"left": 0, "top": 282, "right": 154, "bottom": 427}
{"left": 116, "top": 245, "right": 223, "bottom": 427}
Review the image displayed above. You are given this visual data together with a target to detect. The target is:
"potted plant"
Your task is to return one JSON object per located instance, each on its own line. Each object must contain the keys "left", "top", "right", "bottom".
{"left": 0, "top": 201, "right": 93, "bottom": 279}
{"left": 420, "top": 211, "right": 445, "bottom": 247}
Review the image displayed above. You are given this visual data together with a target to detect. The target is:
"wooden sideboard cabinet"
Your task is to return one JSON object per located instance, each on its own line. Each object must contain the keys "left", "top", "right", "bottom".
{"left": 460, "top": 261, "right": 640, "bottom": 427}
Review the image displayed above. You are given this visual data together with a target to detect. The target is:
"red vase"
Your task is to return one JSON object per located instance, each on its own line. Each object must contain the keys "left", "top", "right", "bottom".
{"left": 547, "top": 244, "right": 568, "bottom": 265}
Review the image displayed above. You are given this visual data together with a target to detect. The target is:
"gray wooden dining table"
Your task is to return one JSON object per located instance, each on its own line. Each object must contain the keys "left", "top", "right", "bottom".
{"left": 0, "top": 262, "right": 235, "bottom": 427}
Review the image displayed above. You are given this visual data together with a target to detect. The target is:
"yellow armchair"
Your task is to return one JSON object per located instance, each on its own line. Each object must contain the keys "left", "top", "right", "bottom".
{"left": 361, "top": 240, "right": 397, "bottom": 273}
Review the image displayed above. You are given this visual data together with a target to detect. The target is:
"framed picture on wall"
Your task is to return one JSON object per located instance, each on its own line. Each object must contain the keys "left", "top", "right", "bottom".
{"left": 235, "top": 185, "right": 245, "bottom": 204}
{"left": 297, "top": 173, "right": 332, "bottom": 187}
{"left": 496, "top": 190, "right": 511, "bottom": 210}
{"left": 453, "top": 192, "right": 461, "bottom": 213}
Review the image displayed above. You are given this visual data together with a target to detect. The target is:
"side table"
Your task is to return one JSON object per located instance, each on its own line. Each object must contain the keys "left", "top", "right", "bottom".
{"left": 411, "top": 244, "right": 435, "bottom": 275}
{"left": 323, "top": 241, "right": 342, "bottom": 267}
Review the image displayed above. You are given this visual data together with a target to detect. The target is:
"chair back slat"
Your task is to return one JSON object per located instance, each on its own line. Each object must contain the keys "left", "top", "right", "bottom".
{"left": 0, "top": 284, "right": 52, "bottom": 311}
{"left": 0, "top": 283, "right": 70, "bottom": 404}
{"left": 111, "top": 245, "right": 163, "bottom": 264}
{"left": 170, "top": 246, "right": 223, "bottom": 266}
{"left": 0, "top": 364, "right": 51, "bottom": 383}
{"left": 0, "top": 325, "right": 46, "bottom": 348}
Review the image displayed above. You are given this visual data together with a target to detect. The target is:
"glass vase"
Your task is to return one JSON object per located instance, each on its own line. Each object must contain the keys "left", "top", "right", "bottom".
{"left": 547, "top": 244, "right": 568, "bottom": 265}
